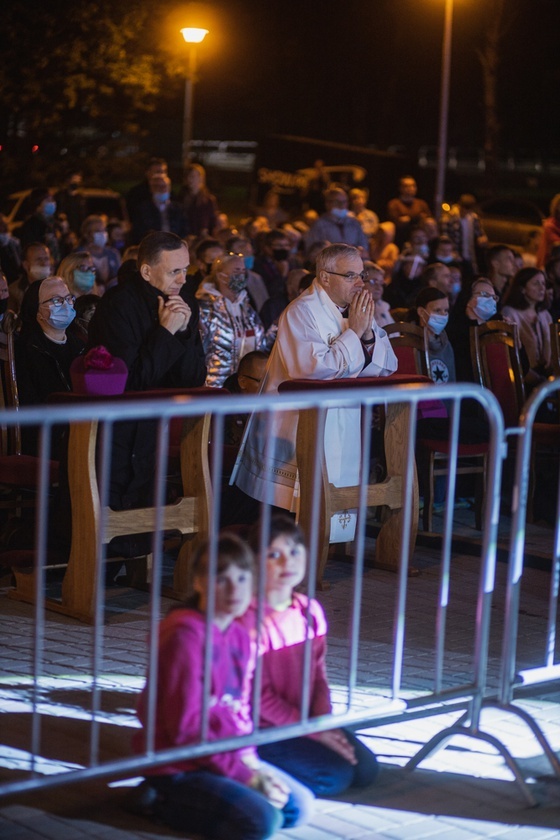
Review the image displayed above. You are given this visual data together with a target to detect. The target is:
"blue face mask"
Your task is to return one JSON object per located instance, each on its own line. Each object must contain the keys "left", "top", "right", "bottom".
{"left": 154, "top": 192, "right": 170, "bottom": 203}
{"left": 46, "top": 302, "right": 76, "bottom": 330}
{"left": 473, "top": 296, "right": 497, "bottom": 321}
{"left": 331, "top": 207, "right": 348, "bottom": 220}
{"left": 243, "top": 255, "right": 255, "bottom": 271}
{"left": 427, "top": 313, "right": 448, "bottom": 335}
{"left": 451, "top": 281, "right": 461, "bottom": 297}
{"left": 73, "top": 269, "right": 96, "bottom": 292}
{"left": 42, "top": 201, "right": 57, "bottom": 218}
{"left": 437, "top": 254, "right": 454, "bottom": 264}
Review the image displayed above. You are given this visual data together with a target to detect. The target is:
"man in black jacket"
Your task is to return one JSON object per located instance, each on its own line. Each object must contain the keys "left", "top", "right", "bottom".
{"left": 88, "top": 231, "right": 206, "bottom": 513}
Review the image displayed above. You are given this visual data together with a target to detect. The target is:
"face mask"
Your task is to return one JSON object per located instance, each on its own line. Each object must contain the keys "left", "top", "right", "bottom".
{"left": 42, "top": 201, "right": 57, "bottom": 218}
{"left": 418, "top": 244, "right": 429, "bottom": 257}
{"left": 437, "top": 254, "right": 454, "bottom": 264}
{"left": 331, "top": 207, "right": 348, "bottom": 220}
{"left": 0, "top": 233, "right": 10, "bottom": 247}
{"left": 272, "top": 248, "right": 289, "bottom": 261}
{"left": 29, "top": 264, "right": 52, "bottom": 282}
{"left": 427, "top": 313, "right": 448, "bottom": 335}
{"left": 93, "top": 231, "right": 108, "bottom": 248}
{"left": 451, "top": 281, "right": 461, "bottom": 298}
{"left": 45, "top": 301, "right": 76, "bottom": 330}
{"left": 114, "top": 239, "right": 126, "bottom": 251}
{"left": 154, "top": 192, "right": 170, "bottom": 203}
{"left": 228, "top": 272, "right": 248, "bottom": 294}
{"left": 73, "top": 269, "right": 96, "bottom": 292}
{"left": 473, "top": 296, "right": 497, "bottom": 321}
{"left": 243, "top": 255, "right": 255, "bottom": 271}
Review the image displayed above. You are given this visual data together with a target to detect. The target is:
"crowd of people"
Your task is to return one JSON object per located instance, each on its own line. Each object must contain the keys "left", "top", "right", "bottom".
{"left": 1, "top": 159, "right": 560, "bottom": 838}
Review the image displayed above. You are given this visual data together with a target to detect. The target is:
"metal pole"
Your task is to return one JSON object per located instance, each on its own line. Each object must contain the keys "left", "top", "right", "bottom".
{"left": 434, "top": 0, "right": 454, "bottom": 219}
{"left": 182, "top": 48, "right": 197, "bottom": 174}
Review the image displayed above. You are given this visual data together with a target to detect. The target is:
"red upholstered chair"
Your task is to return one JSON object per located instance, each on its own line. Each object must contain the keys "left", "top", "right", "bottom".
{"left": 386, "top": 320, "right": 488, "bottom": 532}
{"left": 385, "top": 322, "right": 430, "bottom": 376}
{"left": 471, "top": 320, "right": 559, "bottom": 521}
{"left": 0, "top": 312, "right": 59, "bottom": 514}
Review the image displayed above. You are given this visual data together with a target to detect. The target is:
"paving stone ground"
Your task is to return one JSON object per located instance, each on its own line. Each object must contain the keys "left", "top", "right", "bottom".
{"left": 1, "top": 513, "right": 560, "bottom": 839}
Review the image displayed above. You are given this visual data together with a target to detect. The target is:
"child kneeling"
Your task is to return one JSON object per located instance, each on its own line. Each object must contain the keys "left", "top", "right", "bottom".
{"left": 133, "top": 533, "right": 313, "bottom": 840}
{"left": 246, "top": 515, "right": 379, "bottom": 797}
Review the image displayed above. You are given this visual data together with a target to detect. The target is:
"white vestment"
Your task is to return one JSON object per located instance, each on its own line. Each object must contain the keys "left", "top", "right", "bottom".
{"left": 234, "top": 280, "right": 398, "bottom": 539}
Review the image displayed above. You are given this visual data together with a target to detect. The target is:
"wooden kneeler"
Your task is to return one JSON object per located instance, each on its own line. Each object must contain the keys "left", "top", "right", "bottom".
{"left": 280, "top": 375, "right": 428, "bottom": 587}
{"left": 10, "top": 389, "right": 220, "bottom": 623}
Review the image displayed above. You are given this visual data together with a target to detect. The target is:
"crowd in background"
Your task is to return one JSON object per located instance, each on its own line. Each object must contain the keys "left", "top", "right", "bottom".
{"left": 1, "top": 158, "right": 559, "bottom": 409}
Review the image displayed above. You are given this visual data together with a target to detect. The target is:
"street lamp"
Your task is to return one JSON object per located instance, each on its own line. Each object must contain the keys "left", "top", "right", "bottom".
{"left": 180, "top": 26, "right": 209, "bottom": 173}
{"left": 434, "top": 0, "right": 454, "bottom": 219}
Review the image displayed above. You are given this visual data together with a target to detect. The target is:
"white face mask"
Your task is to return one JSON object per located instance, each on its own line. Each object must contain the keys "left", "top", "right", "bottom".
{"left": 29, "top": 263, "right": 52, "bottom": 281}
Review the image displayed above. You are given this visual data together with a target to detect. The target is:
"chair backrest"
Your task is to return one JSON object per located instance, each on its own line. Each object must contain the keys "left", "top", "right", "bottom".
{"left": 550, "top": 320, "right": 560, "bottom": 378}
{"left": 385, "top": 322, "right": 430, "bottom": 377}
{"left": 0, "top": 311, "right": 22, "bottom": 454}
{"left": 471, "top": 319, "right": 525, "bottom": 428}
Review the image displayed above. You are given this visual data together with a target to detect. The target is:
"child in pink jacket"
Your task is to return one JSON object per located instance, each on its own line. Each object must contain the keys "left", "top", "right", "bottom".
{"left": 247, "top": 515, "right": 379, "bottom": 796}
{"left": 133, "top": 532, "right": 313, "bottom": 839}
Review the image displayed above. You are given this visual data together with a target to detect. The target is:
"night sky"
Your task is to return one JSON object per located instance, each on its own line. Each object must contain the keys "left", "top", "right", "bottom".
{"left": 185, "top": 0, "right": 560, "bottom": 156}
{"left": 2, "top": 0, "right": 560, "bottom": 178}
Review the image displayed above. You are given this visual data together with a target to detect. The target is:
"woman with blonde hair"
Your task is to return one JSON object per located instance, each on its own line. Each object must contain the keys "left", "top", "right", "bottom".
{"left": 57, "top": 251, "right": 103, "bottom": 298}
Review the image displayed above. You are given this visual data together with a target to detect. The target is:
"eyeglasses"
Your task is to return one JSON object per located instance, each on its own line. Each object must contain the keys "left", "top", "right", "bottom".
{"left": 475, "top": 291, "right": 499, "bottom": 302}
{"left": 326, "top": 270, "right": 367, "bottom": 282}
{"left": 42, "top": 294, "right": 76, "bottom": 307}
{"left": 76, "top": 265, "right": 97, "bottom": 273}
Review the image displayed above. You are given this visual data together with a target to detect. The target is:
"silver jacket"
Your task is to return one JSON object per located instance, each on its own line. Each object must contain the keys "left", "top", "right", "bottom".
{"left": 196, "top": 283, "right": 276, "bottom": 387}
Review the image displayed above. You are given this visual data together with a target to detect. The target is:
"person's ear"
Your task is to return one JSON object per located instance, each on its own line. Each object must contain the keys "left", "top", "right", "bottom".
{"left": 140, "top": 263, "right": 150, "bottom": 282}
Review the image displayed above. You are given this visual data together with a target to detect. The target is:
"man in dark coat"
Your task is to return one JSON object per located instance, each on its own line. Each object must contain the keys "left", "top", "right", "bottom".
{"left": 88, "top": 231, "right": 206, "bottom": 514}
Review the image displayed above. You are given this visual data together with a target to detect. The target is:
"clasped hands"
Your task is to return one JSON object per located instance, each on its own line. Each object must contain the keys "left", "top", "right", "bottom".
{"left": 347, "top": 287, "right": 375, "bottom": 341}
{"left": 158, "top": 295, "right": 192, "bottom": 334}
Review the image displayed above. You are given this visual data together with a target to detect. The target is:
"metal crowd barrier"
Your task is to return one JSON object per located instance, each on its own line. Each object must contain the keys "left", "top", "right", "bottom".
{"left": 479, "top": 376, "right": 560, "bottom": 797}
{"left": 0, "top": 381, "right": 527, "bottom": 804}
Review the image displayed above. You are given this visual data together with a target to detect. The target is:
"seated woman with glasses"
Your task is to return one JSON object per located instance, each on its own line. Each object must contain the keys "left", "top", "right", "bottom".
{"left": 57, "top": 251, "right": 102, "bottom": 298}
{"left": 196, "top": 252, "right": 276, "bottom": 388}
{"left": 16, "top": 276, "right": 83, "bottom": 412}
{"left": 447, "top": 277, "right": 501, "bottom": 383}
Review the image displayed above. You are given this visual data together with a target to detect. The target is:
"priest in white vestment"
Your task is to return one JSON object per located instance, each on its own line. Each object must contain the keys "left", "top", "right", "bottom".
{"left": 234, "top": 243, "right": 398, "bottom": 539}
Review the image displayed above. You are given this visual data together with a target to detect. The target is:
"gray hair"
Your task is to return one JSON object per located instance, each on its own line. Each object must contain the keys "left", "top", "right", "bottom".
{"left": 316, "top": 244, "right": 360, "bottom": 275}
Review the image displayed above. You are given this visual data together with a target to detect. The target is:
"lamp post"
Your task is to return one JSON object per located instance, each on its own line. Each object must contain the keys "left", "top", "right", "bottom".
{"left": 181, "top": 26, "right": 208, "bottom": 174}
{"left": 434, "top": 0, "right": 454, "bottom": 220}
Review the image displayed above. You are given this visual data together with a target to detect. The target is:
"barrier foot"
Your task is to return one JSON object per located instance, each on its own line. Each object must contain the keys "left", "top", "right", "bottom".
{"left": 405, "top": 722, "right": 538, "bottom": 807}
{"left": 484, "top": 700, "right": 560, "bottom": 778}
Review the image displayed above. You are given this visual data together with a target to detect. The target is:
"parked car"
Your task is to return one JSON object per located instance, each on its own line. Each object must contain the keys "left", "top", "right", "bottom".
{"left": 478, "top": 197, "right": 544, "bottom": 249}
{"left": 1, "top": 187, "right": 128, "bottom": 235}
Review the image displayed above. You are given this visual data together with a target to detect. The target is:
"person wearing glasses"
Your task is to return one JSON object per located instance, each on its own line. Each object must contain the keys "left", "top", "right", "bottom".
{"left": 362, "top": 261, "right": 394, "bottom": 329}
{"left": 447, "top": 277, "right": 500, "bottom": 383}
{"left": 58, "top": 251, "right": 102, "bottom": 298}
{"left": 234, "top": 244, "right": 397, "bottom": 538}
{"left": 15, "top": 276, "right": 82, "bottom": 420}
{"left": 196, "top": 253, "right": 275, "bottom": 388}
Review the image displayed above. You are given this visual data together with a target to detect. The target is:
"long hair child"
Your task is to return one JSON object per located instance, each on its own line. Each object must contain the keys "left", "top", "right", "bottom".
{"left": 247, "top": 515, "right": 379, "bottom": 796}
{"left": 133, "top": 532, "right": 313, "bottom": 840}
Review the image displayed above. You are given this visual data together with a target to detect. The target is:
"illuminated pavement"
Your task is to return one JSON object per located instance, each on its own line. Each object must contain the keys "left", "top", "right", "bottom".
{"left": 1, "top": 516, "right": 560, "bottom": 839}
